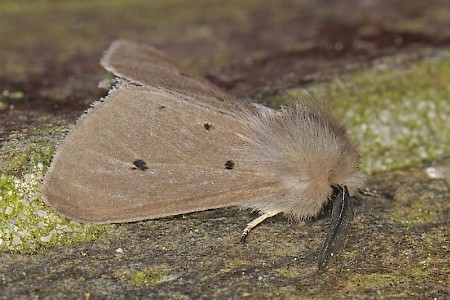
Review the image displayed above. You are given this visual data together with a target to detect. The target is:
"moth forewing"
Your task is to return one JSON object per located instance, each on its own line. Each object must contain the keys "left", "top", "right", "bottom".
{"left": 100, "top": 39, "right": 236, "bottom": 104}
{"left": 42, "top": 86, "right": 283, "bottom": 223}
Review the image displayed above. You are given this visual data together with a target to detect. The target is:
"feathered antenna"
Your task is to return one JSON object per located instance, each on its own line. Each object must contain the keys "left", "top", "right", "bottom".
{"left": 317, "top": 185, "right": 354, "bottom": 269}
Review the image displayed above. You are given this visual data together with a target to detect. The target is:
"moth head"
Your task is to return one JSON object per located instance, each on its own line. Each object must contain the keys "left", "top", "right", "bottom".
{"left": 326, "top": 150, "right": 366, "bottom": 197}
{"left": 330, "top": 184, "right": 349, "bottom": 201}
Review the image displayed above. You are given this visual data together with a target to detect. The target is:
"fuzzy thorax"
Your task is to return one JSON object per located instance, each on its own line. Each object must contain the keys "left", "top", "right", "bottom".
{"left": 238, "top": 103, "right": 365, "bottom": 219}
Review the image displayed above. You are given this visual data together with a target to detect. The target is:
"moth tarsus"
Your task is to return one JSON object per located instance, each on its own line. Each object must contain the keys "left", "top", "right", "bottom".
{"left": 240, "top": 231, "right": 249, "bottom": 244}
{"left": 239, "top": 210, "right": 282, "bottom": 245}
{"left": 317, "top": 185, "right": 354, "bottom": 269}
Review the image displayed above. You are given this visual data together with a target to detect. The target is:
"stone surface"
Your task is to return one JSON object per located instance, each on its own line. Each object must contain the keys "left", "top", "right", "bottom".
{"left": 0, "top": 0, "right": 449, "bottom": 299}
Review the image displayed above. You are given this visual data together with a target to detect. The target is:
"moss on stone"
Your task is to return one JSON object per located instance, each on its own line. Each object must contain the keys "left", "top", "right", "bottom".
{"left": 276, "top": 267, "right": 299, "bottom": 278}
{"left": 2, "top": 139, "right": 55, "bottom": 176}
{"left": 132, "top": 268, "right": 164, "bottom": 286}
{"left": 391, "top": 203, "right": 436, "bottom": 227}
{"left": 389, "top": 173, "right": 447, "bottom": 227}
{"left": 408, "top": 265, "right": 430, "bottom": 278}
{"left": 2, "top": 89, "right": 25, "bottom": 99}
{"left": 0, "top": 125, "right": 109, "bottom": 253}
{"left": 340, "top": 249, "right": 359, "bottom": 260}
{"left": 0, "top": 170, "right": 107, "bottom": 253}
{"left": 346, "top": 273, "right": 400, "bottom": 290}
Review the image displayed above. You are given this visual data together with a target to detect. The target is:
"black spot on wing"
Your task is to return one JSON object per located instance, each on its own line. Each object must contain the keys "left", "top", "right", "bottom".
{"left": 225, "top": 160, "right": 235, "bottom": 170}
{"left": 204, "top": 123, "right": 213, "bottom": 131}
{"left": 131, "top": 159, "right": 149, "bottom": 171}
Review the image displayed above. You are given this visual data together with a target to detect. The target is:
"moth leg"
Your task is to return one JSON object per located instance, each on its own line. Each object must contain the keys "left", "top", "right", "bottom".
{"left": 240, "top": 210, "right": 282, "bottom": 244}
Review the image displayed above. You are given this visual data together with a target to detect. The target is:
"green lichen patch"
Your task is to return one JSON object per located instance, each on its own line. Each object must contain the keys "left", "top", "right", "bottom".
{"left": 339, "top": 261, "right": 435, "bottom": 296}
{"left": 0, "top": 101, "right": 8, "bottom": 111}
{"left": 407, "top": 265, "right": 430, "bottom": 278}
{"left": 0, "top": 125, "right": 109, "bottom": 253}
{"left": 267, "top": 55, "right": 450, "bottom": 174}
{"left": 113, "top": 267, "right": 169, "bottom": 286}
{"left": 275, "top": 266, "right": 300, "bottom": 278}
{"left": 339, "top": 249, "right": 359, "bottom": 261}
{"left": 1, "top": 89, "right": 25, "bottom": 100}
{"left": 1, "top": 138, "right": 56, "bottom": 176}
{"left": 0, "top": 168, "right": 107, "bottom": 253}
{"left": 345, "top": 273, "right": 400, "bottom": 291}
{"left": 391, "top": 202, "right": 436, "bottom": 227}
{"left": 132, "top": 268, "right": 164, "bottom": 286}
{"left": 389, "top": 172, "right": 449, "bottom": 227}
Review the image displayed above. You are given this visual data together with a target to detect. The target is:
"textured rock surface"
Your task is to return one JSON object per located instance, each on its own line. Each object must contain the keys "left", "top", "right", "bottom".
{"left": 1, "top": 0, "right": 449, "bottom": 299}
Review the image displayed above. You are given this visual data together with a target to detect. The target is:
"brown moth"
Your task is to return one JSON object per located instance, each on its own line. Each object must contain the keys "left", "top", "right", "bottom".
{"left": 42, "top": 40, "right": 365, "bottom": 269}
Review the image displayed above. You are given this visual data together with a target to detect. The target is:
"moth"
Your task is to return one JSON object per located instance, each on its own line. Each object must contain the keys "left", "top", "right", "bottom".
{"left": 42, "top": 40, "right": 365, "bottom": 269}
